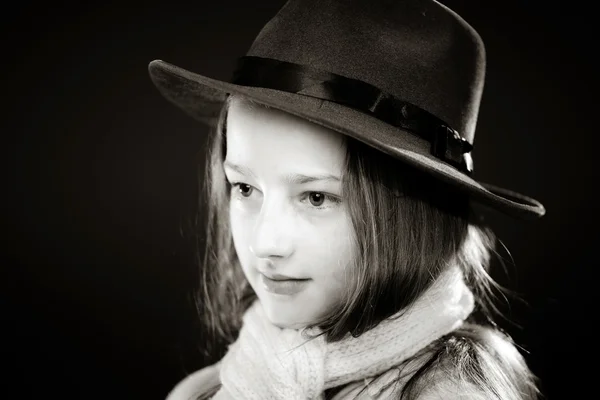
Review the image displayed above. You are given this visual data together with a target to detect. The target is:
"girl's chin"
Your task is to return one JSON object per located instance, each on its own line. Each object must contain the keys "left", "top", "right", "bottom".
{"left": 260, "top": 300, "right": 311, "bottom": 329}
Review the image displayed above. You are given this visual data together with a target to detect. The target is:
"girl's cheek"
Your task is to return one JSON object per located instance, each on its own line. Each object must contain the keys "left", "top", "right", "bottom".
{"left": 231, "top": 214, "right": 253, "bottom": 239}
{"left": 231, "top": 198, "right": 258, "bottom": 213}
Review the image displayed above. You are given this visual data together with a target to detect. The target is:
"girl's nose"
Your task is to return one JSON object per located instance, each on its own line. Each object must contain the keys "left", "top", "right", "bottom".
{"left": 249, "top": 206, "right": 294, "bottom": 260}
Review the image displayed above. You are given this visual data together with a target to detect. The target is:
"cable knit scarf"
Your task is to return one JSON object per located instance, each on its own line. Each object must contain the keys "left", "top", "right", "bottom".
{"left": 213, "top": 265, "right": 474, "bottom": 399}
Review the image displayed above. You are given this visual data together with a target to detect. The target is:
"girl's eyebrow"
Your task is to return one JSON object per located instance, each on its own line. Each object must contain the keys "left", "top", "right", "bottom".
{"left": 223, "top": 160, "right": 340, "bottom": 184}
{"left": 223, "top": 160, "right": 256, "bottom": 178}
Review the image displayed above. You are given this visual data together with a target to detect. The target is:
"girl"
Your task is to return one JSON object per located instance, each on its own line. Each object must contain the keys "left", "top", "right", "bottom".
{"left": 149, "top": 0, "right": 546, "bottom": 398}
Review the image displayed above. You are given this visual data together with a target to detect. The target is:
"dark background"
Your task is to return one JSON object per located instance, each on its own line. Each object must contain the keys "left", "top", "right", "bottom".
{"left": 4, "top": 1, "right": 596, "bottom": 399}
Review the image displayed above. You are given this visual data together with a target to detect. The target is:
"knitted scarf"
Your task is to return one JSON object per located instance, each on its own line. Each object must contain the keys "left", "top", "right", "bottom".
{"left": 213, "top": 265, "right": 474, "bottom": 399}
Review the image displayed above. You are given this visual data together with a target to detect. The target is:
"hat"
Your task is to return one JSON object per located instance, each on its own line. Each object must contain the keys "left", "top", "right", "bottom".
{"left": 148, "top": 0, "right": 545, "bottom": 220}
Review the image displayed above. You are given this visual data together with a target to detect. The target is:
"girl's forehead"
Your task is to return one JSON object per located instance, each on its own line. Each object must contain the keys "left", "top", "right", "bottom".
{"left": 226, "top": 97, "right": 346, "bottom": 172}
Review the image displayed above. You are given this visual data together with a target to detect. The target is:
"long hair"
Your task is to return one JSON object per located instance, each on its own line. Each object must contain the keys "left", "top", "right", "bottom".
{"left": 193, "top": 95, "right": 540, "bottom": 399}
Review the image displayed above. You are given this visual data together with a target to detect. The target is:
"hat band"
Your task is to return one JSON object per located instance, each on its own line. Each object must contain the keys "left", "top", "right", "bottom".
{"left": 231, "top": 56, "right": 474, "bottom": 175}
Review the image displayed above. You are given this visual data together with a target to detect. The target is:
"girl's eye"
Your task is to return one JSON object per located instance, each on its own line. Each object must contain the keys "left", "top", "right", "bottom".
{"left": 231, "top": 182, "right": 254, "bottom": 197}
{"left": 309, "top": 192, "right": 325, "bottom": 207}
{"left": 236, "top": 183, "right": 253, "bottom": 197}
{"left": 304, "top": 192, "right": 341, "bottom": 209}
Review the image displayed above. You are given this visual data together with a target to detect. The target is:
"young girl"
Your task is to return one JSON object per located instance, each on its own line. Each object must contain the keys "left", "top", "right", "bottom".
{"left": 149, "top": 0, "right": 546, "bottom": 398}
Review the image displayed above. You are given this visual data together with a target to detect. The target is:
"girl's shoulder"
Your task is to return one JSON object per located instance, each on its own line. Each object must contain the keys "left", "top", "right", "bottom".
{"left": 165, "top": 362, "right": 221, "bottom": 400}
{"left": 406, "top": 322, "right": 540, "bottom": 400}
{"left": 332, "top": 323, "right": 540, "bottom": 400}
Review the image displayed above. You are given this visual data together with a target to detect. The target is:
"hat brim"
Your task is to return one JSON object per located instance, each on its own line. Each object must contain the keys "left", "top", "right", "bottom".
{"left": 148, "top": 60, "right": 545, "bottom": 220}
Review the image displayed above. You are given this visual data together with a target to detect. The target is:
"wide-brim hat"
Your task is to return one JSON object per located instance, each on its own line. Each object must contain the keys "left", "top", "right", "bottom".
{"left": 148, "top": 0, "right": 545, "bottom": 220}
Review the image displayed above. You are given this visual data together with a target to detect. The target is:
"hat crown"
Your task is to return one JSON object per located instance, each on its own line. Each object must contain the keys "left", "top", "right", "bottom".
{"left": 246, "top": 0, "right": 485, "bottom": 141}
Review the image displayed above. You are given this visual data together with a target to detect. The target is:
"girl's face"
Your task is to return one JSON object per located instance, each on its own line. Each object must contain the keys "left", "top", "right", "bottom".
{"left": 225, "top": 97, "right": 355, "bottom": 329}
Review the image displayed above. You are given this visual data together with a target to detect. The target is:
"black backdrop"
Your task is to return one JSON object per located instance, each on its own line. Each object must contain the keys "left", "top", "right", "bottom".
{"left": 4, "top": 1, "right": 597, "bottom": 399}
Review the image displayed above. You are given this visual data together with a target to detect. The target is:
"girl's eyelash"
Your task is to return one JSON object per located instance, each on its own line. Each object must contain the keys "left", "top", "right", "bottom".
{"left": 306, "top": 193, "right": 341, "bottom": 207}
{"left": 229, "top": 182, "right": 249, "bottom": 192}
{"left": 228, "top": 182, "right": 341, "bottom": 209}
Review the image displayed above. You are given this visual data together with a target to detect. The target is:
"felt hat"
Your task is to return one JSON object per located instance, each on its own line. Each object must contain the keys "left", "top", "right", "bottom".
{"left": 148, "top": 0, "right": 546, "bottom": 219}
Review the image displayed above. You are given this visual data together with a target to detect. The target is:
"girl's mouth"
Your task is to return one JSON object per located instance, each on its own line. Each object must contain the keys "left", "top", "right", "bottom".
{"left": 259, "top": 273, "right": 311, "bottom": 296}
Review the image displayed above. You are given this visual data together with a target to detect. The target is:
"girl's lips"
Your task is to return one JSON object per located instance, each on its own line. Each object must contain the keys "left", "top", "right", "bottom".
{"left": 259, "top": 273, "right": 311, "bottom": 296}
